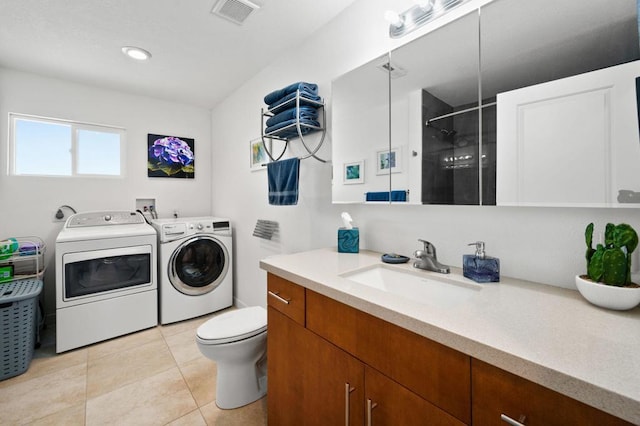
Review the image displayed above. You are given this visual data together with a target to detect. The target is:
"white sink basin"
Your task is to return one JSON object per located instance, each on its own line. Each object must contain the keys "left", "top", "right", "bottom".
{"left": 340, "top": 264, "right": 482, "bottom": 308}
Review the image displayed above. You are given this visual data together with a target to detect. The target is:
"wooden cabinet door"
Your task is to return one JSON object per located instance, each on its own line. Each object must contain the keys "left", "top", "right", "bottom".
{"left": 364, "top": 366, "right": 466, "bottom": 426}
{"left": 302, "top": 322, "right": 365, "bottom": 426}
{"left": 267, "top": 306, "right": 306, "bottom": 425}
{"left": 268, "top": 305, "right": 365, "bottom": 426}
{"left": 471, "top": 359, "right": 633, "bottom": 426}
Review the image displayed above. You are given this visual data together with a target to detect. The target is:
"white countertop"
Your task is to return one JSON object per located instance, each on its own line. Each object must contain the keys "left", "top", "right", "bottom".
{"left": 260, "top": 248, "right": 640, "bottom": 424}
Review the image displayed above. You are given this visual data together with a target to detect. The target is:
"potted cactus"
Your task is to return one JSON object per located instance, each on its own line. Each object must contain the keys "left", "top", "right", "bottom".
{"left": 576, "top": 222, "right": 640, "bottom": 310}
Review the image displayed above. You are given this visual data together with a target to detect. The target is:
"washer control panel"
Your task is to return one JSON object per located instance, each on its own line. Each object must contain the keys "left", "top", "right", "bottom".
{"left": 161, "top": 223, "right": 188, "bottom": 239}
{"left": 157, "top": 218, "right": 231, "bottom": 242}
{"left": 187, "top": 220, "right": 230, "bottom": 234}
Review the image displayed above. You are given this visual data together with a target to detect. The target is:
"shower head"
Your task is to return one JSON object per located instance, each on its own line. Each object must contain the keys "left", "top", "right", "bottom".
{"left": 425, "top": 121, "right": 457, "bottom": 138}
{"left": 440, "top": 128, "right": 457, "bottom": 137}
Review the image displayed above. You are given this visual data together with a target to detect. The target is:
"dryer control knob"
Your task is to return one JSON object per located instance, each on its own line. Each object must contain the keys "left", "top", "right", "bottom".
{"left": 104, "top": 215, "right": 112, "bottom": 221}
{"left": 197, "top": 223, "right": 204, "bottom": 231}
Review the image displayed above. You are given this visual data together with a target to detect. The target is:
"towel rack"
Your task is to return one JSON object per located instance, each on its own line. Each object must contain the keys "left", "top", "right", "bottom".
{"left": 261, "top": 90, "right": 327, "bottom": 163}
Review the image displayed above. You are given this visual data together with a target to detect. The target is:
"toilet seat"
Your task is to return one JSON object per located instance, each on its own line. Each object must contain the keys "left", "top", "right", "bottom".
{"left": 197, "top": 306, "right": 267, "bottom": 344}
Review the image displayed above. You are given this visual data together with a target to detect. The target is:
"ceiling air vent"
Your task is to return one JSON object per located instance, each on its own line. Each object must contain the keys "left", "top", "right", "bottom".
{"left": 211, "top": 0, "right": 260, "bottom": 25}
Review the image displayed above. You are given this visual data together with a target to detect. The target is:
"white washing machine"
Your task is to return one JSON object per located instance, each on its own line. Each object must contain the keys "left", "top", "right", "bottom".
{"left": 152, "top": 217, "right": 233, "bottom": 324}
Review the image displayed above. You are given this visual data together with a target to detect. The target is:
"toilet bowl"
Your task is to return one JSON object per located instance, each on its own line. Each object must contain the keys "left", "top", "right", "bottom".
{"left": 196, "top": 306, "right": 267, "bottom": 409}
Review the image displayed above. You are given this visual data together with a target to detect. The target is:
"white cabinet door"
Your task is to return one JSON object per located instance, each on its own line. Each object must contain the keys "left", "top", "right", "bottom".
{"left": 497, "top": 60, "right": 640, "bottom": 207}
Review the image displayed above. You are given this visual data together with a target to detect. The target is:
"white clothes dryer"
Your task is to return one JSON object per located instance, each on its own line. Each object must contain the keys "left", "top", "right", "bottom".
{"left": 152, "top": 217, "right": 233, "bottom": 324}
{"left": 56, "top": 211, "right": 158, "bottom": 353}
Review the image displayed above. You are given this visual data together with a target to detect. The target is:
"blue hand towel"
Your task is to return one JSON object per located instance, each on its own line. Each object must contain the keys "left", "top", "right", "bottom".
{"left": 264, "top": 82, "right": 318, "bottom": 106}
{"left": 266, "top": 106, "right": 318, "bottom": 128}
{"left": 268, "top": 90, "right": 322, "bottom": 112}
{"left": 268, "top": 158, "right": 300, "bottom": 205}
{"left": 365, "top": 191, "right": 407, "bottom": 202}
{"left": 391, "top": 190, "right": 407, "bottom": 202}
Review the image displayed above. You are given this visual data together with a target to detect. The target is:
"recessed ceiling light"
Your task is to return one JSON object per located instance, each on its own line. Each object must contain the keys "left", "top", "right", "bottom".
{"left": 121, "top": 46, "right": 152, "bottom": 61}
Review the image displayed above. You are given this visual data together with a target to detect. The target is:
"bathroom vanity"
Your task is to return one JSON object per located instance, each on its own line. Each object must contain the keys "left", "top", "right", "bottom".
{"left": 260, "top": 249, "right": 639, "bottom": 425}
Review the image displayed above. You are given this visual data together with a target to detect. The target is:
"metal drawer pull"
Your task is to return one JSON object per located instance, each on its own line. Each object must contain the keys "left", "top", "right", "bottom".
{"left": 366, "top": 399, "right": 378, "bottom": 426}
{"left": 268, "top": 290, "right": 290, "bottom": 305}
{"left": 501, "top": 414, "right": 527, "bottom": 426}
{"left": 345, "top": 383, "right": 355, "bottom": 425}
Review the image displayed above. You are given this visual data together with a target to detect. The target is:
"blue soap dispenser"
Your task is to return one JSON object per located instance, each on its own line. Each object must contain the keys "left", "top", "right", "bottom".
{"left": 463, "top": 241, "right": 500, "bottom": 283}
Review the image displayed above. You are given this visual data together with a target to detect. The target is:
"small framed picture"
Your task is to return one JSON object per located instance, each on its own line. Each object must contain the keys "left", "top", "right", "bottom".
{"left": 376, "top": 147, "right": 402, "bottom": 175}
{"left": 250, "top": 138, "right": 271, "bottom": 171}
{"left": 343, "top": 160, "right": 364, "bottom": 184}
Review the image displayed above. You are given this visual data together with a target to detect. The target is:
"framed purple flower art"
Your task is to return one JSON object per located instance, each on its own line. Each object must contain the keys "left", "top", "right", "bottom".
{"left": 147, "top": 134, "right": 195, "bottom": 178}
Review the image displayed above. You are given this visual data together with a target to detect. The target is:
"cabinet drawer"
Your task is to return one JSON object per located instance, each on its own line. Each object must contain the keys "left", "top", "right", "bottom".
{"left": 305, "top": 287, "right": 358, "bottom": 351}
{"left": 307, "top": 290, "right": 471, "bottom": 424}
{"left": 267, "top": 273, "right": 305, "bottom": 326}
{"left": 471, "top": 359, "right": 633, "bottom": 426}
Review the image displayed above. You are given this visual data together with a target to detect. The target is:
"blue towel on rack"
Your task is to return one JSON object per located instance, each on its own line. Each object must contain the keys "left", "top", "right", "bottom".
{"left": 267, "top": 128, "right": 315, "bottom": 140}
{"left": 268, "top": 90, "right": 322, "bottom": 112}
{"left": 264, "top": 82, "right": 318, "bottom": 106}
{"left": 266, "top": 106, "right": 318, "bottom": 128}
{"left": 265, "top": 118, "right": 320, "bottom": 138}
{"left": 365, "top": 191, "right": 407, "bottom": 202}
{"left": 268, "top": 158, "right": 300, "bottom": 205}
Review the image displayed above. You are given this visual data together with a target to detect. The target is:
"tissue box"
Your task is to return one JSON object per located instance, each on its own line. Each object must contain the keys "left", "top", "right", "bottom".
{"left": 338, "top": 228, "right": 359, "bottom": 253}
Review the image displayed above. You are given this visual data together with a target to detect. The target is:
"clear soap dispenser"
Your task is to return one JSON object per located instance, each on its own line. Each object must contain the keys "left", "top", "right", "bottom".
{"left": 463, "top": 241, "right": 500, "bottom": 283}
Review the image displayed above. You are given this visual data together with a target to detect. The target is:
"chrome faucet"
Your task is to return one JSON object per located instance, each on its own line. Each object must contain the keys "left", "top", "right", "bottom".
{"left": 413, "top": 239, "right": 450, "bottom": 274}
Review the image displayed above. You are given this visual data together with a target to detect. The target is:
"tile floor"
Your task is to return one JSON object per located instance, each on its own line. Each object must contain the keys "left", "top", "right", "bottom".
{"left": 0, "top": 309, "right": 267, "bottom": 425}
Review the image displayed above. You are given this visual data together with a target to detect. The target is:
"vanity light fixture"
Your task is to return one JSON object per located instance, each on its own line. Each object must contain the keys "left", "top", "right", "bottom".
{"left": 387, "top": 0, "right": 472, "bottom": 38}
{"left": 384, "top": 10, "right": 404, "bottom": 28}
{"left": 414, "top": 0, "right": 435, "bottom": 10}
{"left": 121, "top": 46, "right": 152, "bottom": 61}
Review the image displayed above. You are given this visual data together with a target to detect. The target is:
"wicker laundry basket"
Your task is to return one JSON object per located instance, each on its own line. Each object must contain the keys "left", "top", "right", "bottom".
{"left": 0, "top": 279, "right": 43, "bottom": 381}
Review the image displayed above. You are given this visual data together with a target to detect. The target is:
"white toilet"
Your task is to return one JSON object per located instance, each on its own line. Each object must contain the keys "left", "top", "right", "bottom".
{"left": 195, "top": 306, "right": 268, "bottom": 409}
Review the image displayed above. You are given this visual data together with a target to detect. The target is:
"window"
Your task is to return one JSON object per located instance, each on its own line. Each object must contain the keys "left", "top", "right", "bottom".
{"left": 9, "top": 113, "right": 124, "bottom": 177}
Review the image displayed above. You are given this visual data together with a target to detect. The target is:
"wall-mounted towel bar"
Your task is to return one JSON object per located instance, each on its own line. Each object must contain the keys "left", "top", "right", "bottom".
{"left": 253, "top": 220, "right": 279, "bottom": 240}
{"left": 261, "top": 89, "right": 327, "bottom": 163}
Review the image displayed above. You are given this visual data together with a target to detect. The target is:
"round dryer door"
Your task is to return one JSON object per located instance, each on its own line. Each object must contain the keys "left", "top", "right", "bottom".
{"left": 168, "top": 236, "right": 230, "bottom": 295}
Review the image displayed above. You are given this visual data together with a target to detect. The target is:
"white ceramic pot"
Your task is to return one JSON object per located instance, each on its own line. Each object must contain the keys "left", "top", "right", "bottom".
{"left": 575, "top": 275, "right": 640, "bottom": 311}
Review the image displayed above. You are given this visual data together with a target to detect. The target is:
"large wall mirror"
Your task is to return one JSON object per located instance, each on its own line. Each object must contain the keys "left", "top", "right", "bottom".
{"left": 332, "top": 0, "right": 640, "bottom": 207}
{"left": 332, "top": 53, "right": 391, "bottom": 203}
